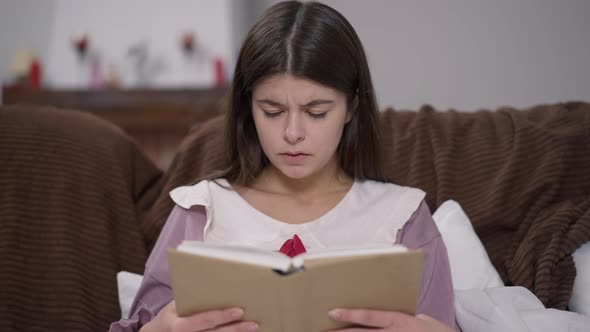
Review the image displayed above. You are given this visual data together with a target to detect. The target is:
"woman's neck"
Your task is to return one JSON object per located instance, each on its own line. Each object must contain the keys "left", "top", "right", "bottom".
{"left": 254, "top": 158, "right": 352, "bottom": 196}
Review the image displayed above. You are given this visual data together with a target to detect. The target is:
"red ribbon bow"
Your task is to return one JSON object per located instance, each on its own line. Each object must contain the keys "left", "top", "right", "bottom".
{"left": 278, "top": 234, "right": 307, "bottom": 257}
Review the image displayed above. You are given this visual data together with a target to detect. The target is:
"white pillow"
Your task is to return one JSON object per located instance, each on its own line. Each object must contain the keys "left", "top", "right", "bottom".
{"left": 570, "top": 241, "right": 590, "bottom": 316}
{"left": 432, "top": 200, "right": 504, "bottom": 290}
{"left": 117, "top": 271, "right": 144, "bottom": 319}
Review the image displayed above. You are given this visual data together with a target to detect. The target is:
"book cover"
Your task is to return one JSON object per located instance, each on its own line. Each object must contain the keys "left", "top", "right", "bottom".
{"left": 167, "top": 242, "right": 423, "bottom": 332}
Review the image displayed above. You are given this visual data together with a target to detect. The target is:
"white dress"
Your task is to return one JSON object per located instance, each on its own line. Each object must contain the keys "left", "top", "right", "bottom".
{"left": 169, "top": 178, "right": 425, "bottom": 252}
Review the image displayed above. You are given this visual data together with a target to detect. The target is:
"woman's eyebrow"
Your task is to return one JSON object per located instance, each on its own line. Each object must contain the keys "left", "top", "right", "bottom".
{"left": 256, "top": 99, "right": 284, "bottom": 107}
{"left": 255, "top": 99, "right": 334, "bottom": 107}
{"left": 303, "top": 99, "right": 334, "bottom": 107}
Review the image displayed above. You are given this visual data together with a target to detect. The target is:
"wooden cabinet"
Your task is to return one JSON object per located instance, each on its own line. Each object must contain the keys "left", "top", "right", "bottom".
{"left": 2, "top": 87, "right": 228, "bottom": 169}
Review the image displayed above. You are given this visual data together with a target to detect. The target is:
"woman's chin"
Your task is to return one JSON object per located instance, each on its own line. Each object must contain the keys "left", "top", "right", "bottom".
{"left": 278, "top": 165, "right": 313, "bottom": 180}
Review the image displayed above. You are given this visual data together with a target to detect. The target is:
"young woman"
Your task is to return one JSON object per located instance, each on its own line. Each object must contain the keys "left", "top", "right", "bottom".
{"left": 111, "top": 1, "right": 457, "bottom": 331}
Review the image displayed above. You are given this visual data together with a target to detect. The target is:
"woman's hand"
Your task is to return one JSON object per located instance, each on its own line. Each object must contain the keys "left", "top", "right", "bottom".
{"left": 140, "top": 300, "right": 259, "bottom": 332}
{"left": 328, "top": 308, "right": 455, "bottom": 332}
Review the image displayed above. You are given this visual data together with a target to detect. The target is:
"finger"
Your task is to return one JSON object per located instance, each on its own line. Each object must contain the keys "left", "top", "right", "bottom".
{"left": 416, "top": 314, "right": 455, "bottom": 332}
{"left": 214, "top": 320, "right": 259, "bottom": 332}
{"left": 162, "top": 300, "right": 176, "bottom": 313}
{"left": 328, "top": 308, "right": 413, "bottom": 329}
{"left": 415, "top": 313, "right": 434, "bottom": 321}
{"left": 174, "top": 307, "right": 244, "bottom": 331}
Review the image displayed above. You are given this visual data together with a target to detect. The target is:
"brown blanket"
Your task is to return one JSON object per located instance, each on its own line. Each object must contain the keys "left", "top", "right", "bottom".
{"left": 379, "top": 102, "right": 590, "bottom": 309}
{"left": 0, "top": 106, "right": 163, "bottom": 331}
{"left": 144, "top": 102, "right": 590, "bottom": 310}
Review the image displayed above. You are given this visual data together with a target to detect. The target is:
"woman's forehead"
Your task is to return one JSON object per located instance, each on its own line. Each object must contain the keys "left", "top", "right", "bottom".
{"left": 253, "top": 73, "right": 341, "bottom": 100}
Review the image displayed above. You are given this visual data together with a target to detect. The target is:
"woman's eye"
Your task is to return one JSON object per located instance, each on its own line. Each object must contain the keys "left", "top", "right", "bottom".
{"left": 308, "top": 112, "right": 327, "bottom": 119}
{"left": 263, "top": 111, "right": 283, "bottom": 118}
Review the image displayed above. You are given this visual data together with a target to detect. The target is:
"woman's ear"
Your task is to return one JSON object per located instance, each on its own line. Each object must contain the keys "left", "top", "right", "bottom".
{"left": 345, "top": 110, "right": 353, "bottom": 124}
{"left": 346, "top": 95, "right": 358, "bottom": 124}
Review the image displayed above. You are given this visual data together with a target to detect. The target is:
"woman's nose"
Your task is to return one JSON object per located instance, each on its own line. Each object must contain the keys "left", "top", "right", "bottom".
{"left": 283, "top": 113, "right": 305, "bottom": 144}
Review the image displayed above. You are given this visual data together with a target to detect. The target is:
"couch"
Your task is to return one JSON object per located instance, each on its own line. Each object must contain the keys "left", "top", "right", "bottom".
{"left": 1, "top": 102, "right": 589, "bottom": 331}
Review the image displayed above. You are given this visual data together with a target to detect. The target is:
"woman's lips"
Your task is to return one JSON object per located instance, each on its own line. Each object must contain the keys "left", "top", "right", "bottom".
{"left": 281, "top": 152, "right": 309, "bottom": 163}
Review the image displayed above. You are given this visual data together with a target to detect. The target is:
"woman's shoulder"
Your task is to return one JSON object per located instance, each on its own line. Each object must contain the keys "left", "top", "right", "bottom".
{"left": 319, "top": 179, "right": 427, "bottom": 248}
{"left": 352, "top": 179, "right": 428, "bottom": 225}
{"left": 169, "top": 178, "right": 229, "bottom": 209}
{"left": 355, "top": 179, "right": 426, "bottom": 202}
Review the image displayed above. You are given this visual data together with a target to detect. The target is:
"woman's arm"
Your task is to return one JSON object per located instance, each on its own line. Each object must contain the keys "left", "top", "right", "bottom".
{"left": 396, "top": 200, "right": 458, "bottom": 330}
{"left": 109, "top": 205, "right": 208, "bottom": 331}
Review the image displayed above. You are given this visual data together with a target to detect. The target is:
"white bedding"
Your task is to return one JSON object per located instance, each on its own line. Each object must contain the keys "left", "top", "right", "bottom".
{"left": 455, "top": 286, "right": 590, "bottom": 332}
{"left": 118, "top": 272, "right": 590, "bottom": 331}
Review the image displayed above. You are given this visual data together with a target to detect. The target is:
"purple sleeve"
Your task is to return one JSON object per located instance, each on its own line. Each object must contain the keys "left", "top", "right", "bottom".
{"left": 396, "top": 200, "right": 459, "bottom": 331}
{"left": 109, "top": 205, "right": 207, "bottom": 332}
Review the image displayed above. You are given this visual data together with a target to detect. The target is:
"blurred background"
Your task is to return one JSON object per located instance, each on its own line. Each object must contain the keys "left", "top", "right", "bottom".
{"left": 2, "top": 0, "right": 589, "bottom": 109}
{"left": 1, "top": 0, "right": 589, "bottom": 167}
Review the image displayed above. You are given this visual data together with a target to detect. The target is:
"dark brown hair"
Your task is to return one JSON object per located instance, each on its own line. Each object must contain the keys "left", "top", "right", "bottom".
{"left": 217, "top": 1, "right": 385, "bottom": 185}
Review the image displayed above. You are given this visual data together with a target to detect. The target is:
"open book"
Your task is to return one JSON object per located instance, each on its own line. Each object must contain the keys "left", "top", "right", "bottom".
{"left": 168, "top": 241, "right": 423, "bottom": 332}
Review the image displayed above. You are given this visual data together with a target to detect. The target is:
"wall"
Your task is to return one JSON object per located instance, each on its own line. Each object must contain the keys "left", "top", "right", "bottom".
{"left": 229, "top": 0, "right": 267, "bottom": 66}
{"left": 0, "top": 0, "right": 56, "bottom": 101}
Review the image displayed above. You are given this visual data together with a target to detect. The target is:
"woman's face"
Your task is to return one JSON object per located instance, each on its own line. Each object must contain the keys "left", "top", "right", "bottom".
{"left": 251, "top": 73, "right": 351, "bottom": 180}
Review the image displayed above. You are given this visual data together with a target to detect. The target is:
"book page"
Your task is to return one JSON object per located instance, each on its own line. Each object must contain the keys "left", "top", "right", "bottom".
{"left": 291, "top": 244, "right": 408, "bottom": 268}
{"left": 177, "top": 241, "right": 293, "bottom": 272}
